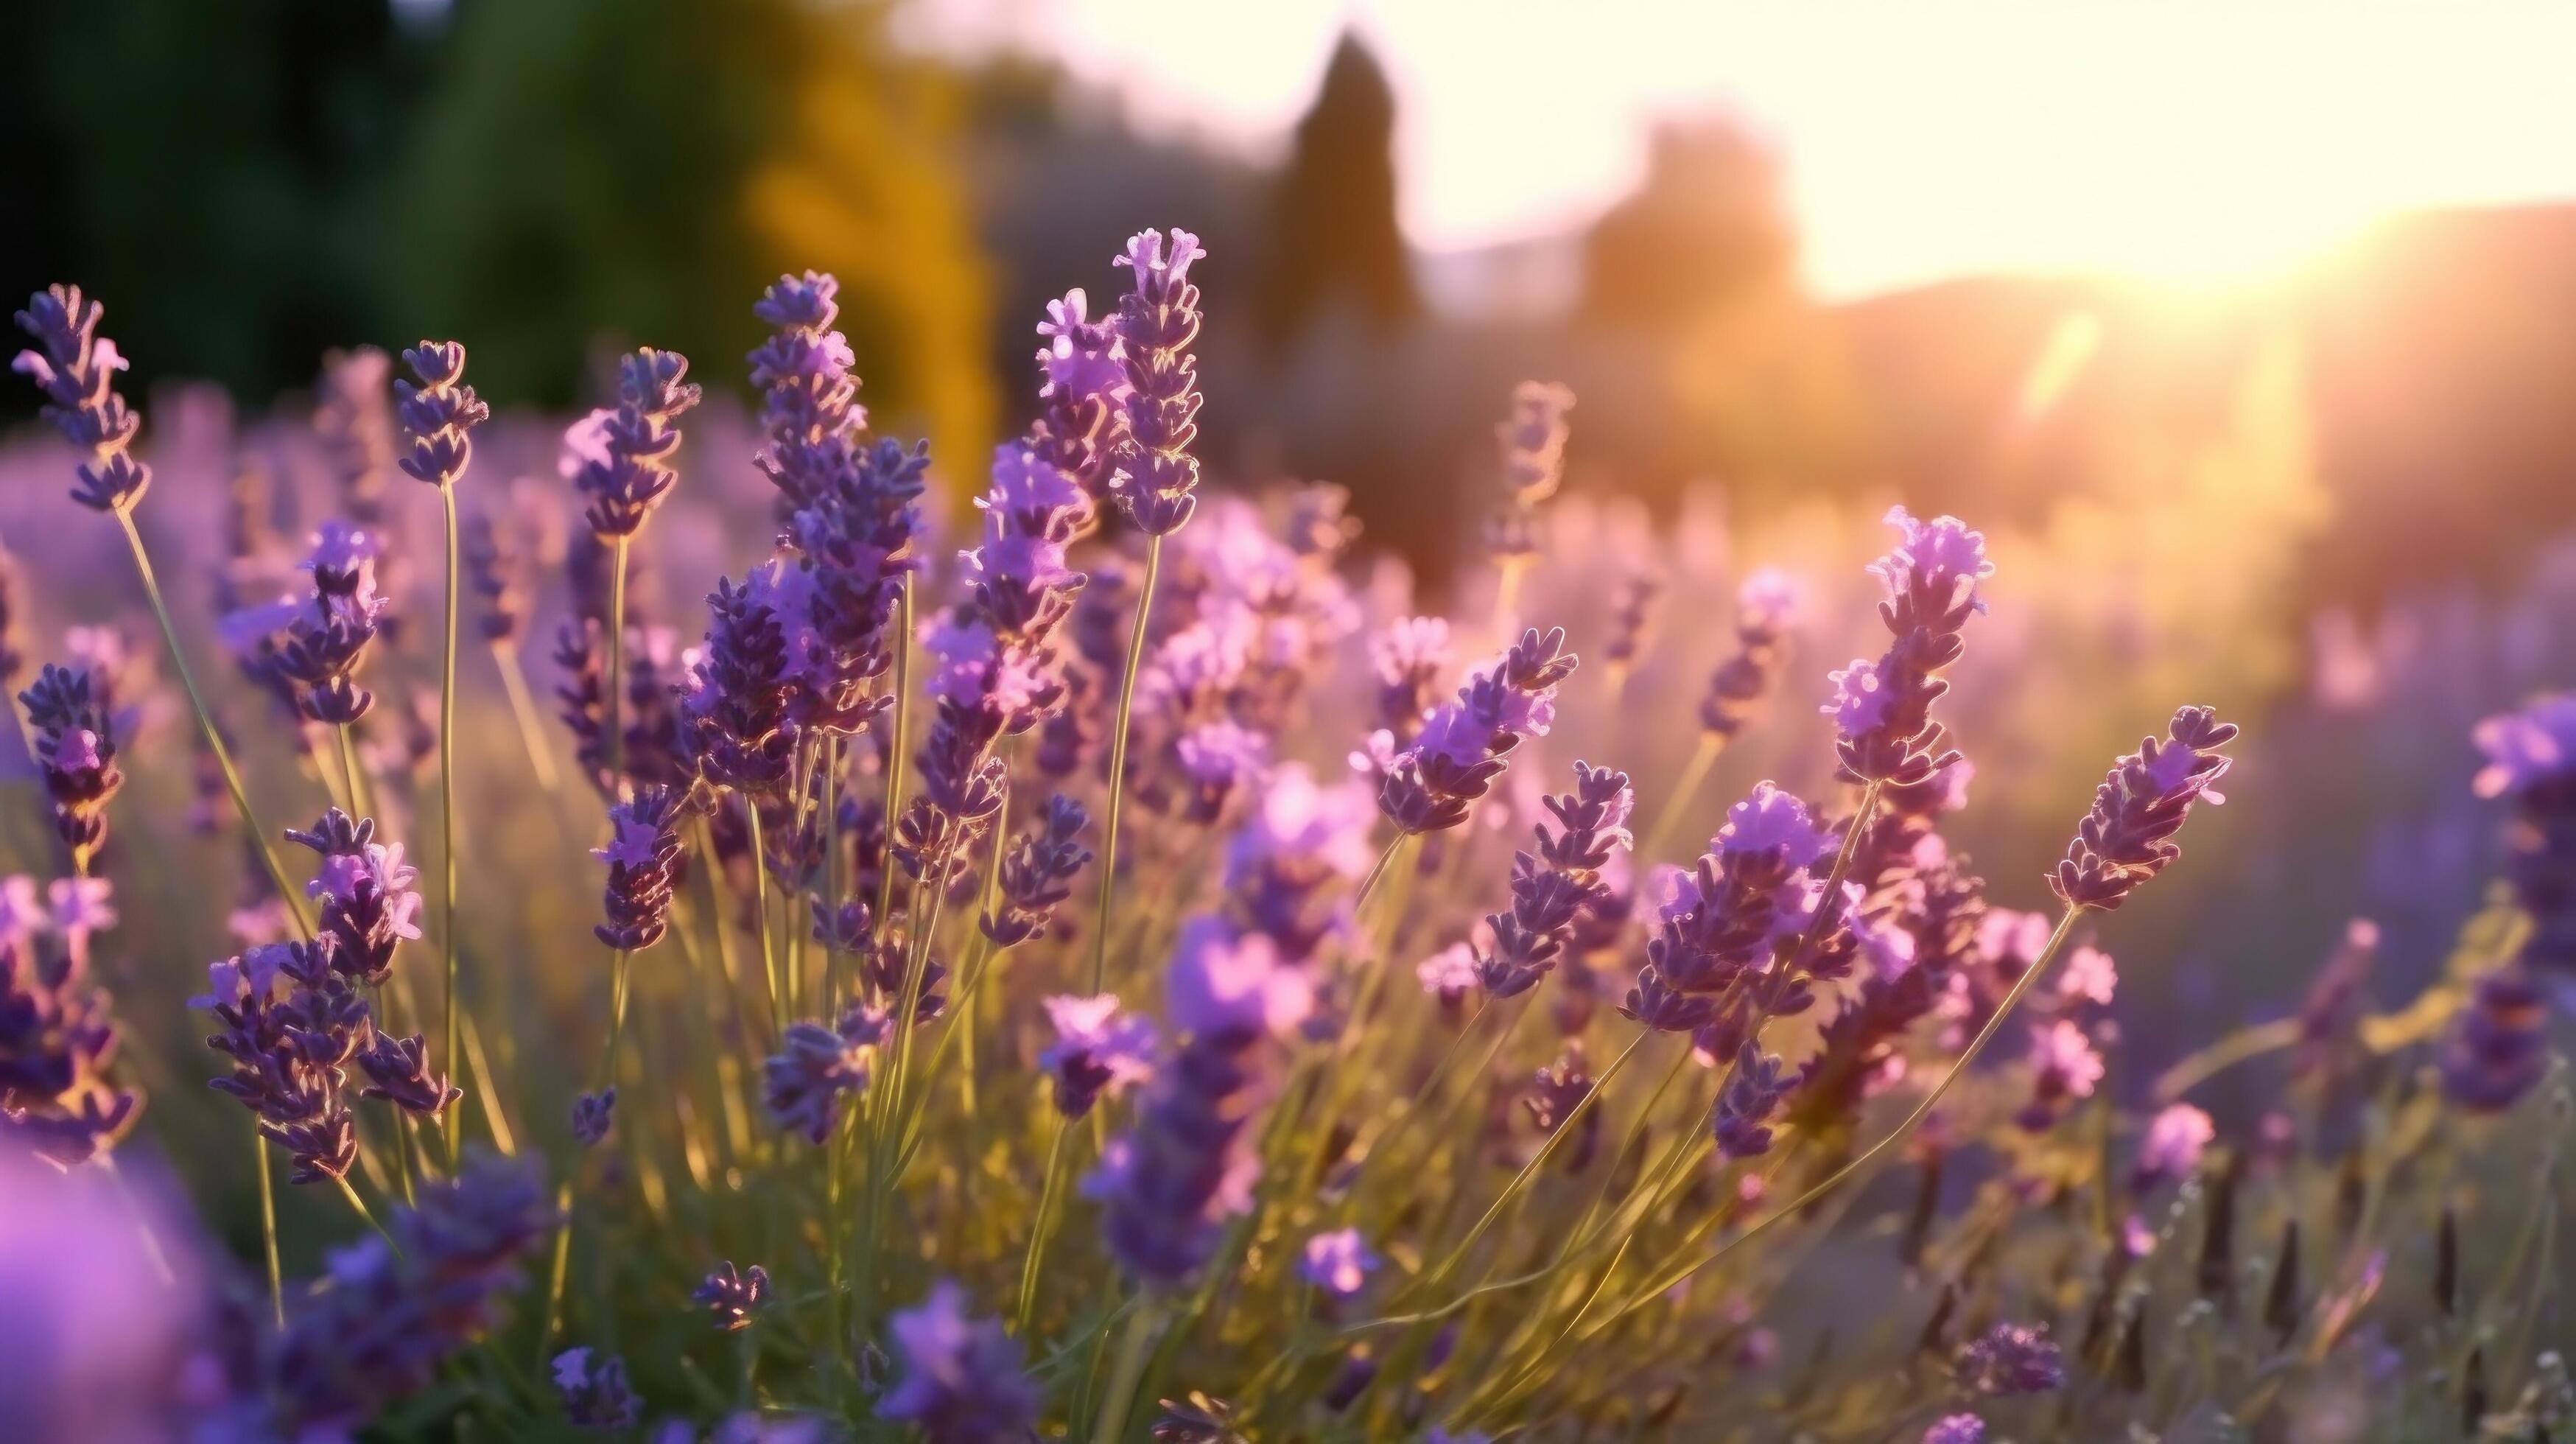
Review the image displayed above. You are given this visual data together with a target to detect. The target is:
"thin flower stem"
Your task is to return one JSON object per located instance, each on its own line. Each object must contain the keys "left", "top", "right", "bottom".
{"left": 491, "top": 641, "right": 561, "bottom": 794}
{"left": 1638, "top": 732, "right": 1723, "bottom": 861}
{"left": 1339, "top": 995, "right": 1494, "bottom": 1215}
{"left": 822, "top": 736, "right": 843, "bottom": 1009}
{"left": 875, "top": 575, "right": 913, "bottom": 929}
{"left": 745, "top": 799, "right": 782, "bottom": 1038}
{"left": 1413, "top": 1028, "right": 1654, "bottom": 1298}
{"left": 1017, "top": 1115, "right": 1075, "bottom": 1334}
{"left": 112, "top": 508, "right": 311, "bottom": 936}
{"left": 536, "top": 1177, "right": 575, "bottom": 1373}
{"left": 1087, "top": 533, "right": 1164, "bottom": 992}
{"left": 1352, "top": 831, "right": 1405, "bottom": 918}
{"left": 437, "top": 483, "right": 465, "bottom": 1162}
{"left": 334, "top": 724, "right": 366, "bottom": 833}
{"left": 336, "top": 1173, "right": 398, "bottom": 1250}
{"left": 252, "top": 1124, "right": 283, "bottom": 1325}
{"left": 604, "top": 534, "right": 631, "bottom": 795}
{"left": 1596, "top": 901, "right": 2088, "bottom": 1333}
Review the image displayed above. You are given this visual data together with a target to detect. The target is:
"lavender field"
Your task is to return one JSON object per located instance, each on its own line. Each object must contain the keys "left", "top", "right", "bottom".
{"left": 7, "top": 6, "right": 2576, "bottom": 1443}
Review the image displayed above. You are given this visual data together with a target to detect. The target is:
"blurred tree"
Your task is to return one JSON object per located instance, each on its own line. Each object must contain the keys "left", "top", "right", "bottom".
{"left": 1, "top": 0, "right": 420, "bottom": 407}
{"left": 1252, "top": 31, "right": 1416, "bottom": 348}
{"left": 386, "top": 0, "right": 992, "bottom": 469}
{"left": 1579, "top": 120, "right": 1794, "bottom": 333}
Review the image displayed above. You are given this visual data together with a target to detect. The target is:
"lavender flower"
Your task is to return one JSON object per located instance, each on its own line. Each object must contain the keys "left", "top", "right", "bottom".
{"left": 572, "top": 1088, "right": 617, "bottom": 1148}
{"left": 1297, "top": 1227, "right": 1380, "bottom": 1298}
{"left": 1923, "top": 1415, "right": 1986, "bottom": 1444}
{"left": 748, "top": 271, "right": 866, "bottom": 520}
{"left": 357, "top": 1028, "right": 459, "bottom": 1118}
{"left": 2474, "top": 693, "right": 2576, "bottom": 976}
{"left": 268, "top": 1153, "right": 555, "bottom": 1433}
{"left": 1601, "top": 566, "right": 1662, "bottom": 679}
{"left": 594, "top": 784, "right": 691, "bottom": 950}
{"left": 681, "top": 573, "right": 800, "bottom": 802}
{"left": 1523, "top": 1043, "right": 1601, "bottom": 1173}
{"left": 1031, "top": 289, "right": 1128, "bottom": 508}
{"left": 788, "top": 437, "right": 927, "bottom": 737}
{"left": 1827, "top": 510, "right": 1993, "bottom": 787}
{"left": 1487, "top": 381, "right": 1576, "bottom": 563}
{"left": 1711, "top": 1042, "right": 1791, "bottom": 1159}
{"left": 198, "top": 942, "right": 362, "bottom": 1184}
{"left": 1106, "top": 229, "right": 1208, "bottom": 536}
{"left": 2049, "top": 707, "right": 2239, "bottom": 911}
{"left": 981, "top": 795, "right": 1092, "bottom": 947}
{"left": 2442, "top": 966, "right": 2552, "bottom": 1113}
{"left": 553, "top": 1347, "right": 642, "bottom": 1431}
{"left": 17, "top": 662, "right": 124, "bottom": 875}
{"left": 394, "top": 340, "right": 488, "bottom": 490}
{"left": 572, "top": 349, "right": 701, "bottom": 538}
{"left": 1955, "top": 1320, "right": 2063, "bottom": 1395}
{"left": 1038, "top": 994, "right": 1157, "bottom": 1118}
{"left": 463, "top": 509, "right": 527, "bottom": 645}
{"left": 1417, "top": 942, "right": 1478, "bottom": 1008}
{"left": 289, "top": 807, "right": 424, "bottom": 986}
{"left": 1621, "top": 782, "right": 1831, "bottom": 1032}
{"left": 694, "top": 1261, "right": 769, "bottom": 1331}
{"left": 12, "top": 286, "right": 151, "bottom": 513}
{"left": 877, "top": 1280, "right": 1042, "bottom": 1444}
{"left": 275, "top": 521, "right": 391, "bottom": 724}
{"left": 762, "top": 1005, "right": 885, "bottom": 1144}
{"left": 1378, "top": 626, "right": 1579, "bottom": 835}
{"left": 2016, "top": 1018, "right": 2106, "bottom": 1132}
{"left": 1473, "top": 761, "right": 1635, "bottom": 998}
{"left": 1699, "top": 569, "right": 1799, "bottom": 738}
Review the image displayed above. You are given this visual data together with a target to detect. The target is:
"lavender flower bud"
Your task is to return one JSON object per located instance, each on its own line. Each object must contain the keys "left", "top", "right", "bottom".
{"left": 1487, "top": 381, "right": 1575, "bottom": 562}
{"left": 1523, "top": 1043, "right": 1600, "bottom": 1173}
{"left": 694, "top": 1261, "right": 769, "bottom": 1331}
{"left": 394, "top": 340, "right": 488, "bottom": 490}
{"left": 12, "top": 286, "right": 152, "bottom": 513}
{"left": 1700, "top": 569, "right": 1798, "bottom": 737}
{"left": 1107, "top": 228, "right": 1209, "bottom": 536}
{"left": 1473, "top": 761, "right": 1633, "bottom": 998}
{"left": 276, "top": 521, "right": 390, "bottom": 725}
{"left": 1710, "top": 1042, "right": 1789, "bottom": 1158}
{"left": 18, "top": 662, "right": 125, "bottom": 875}
{"left": 2049, "top": 706, "right": 2239, "bottom": 911}
{"left": 594, "top": 785, "right": 692, "bottom": 950}
{"left": 1370, "top": 616, "right": 1453, "bottom": 742}
{"left": 1032, "top": 289, "right": 1127, "bottom": 508}
{"left": 356, "top": 1030, "right": 458, "bottom": 1118}
{"left": 288, "top": 808, "right": 423, "bottom": 986}
{"left": 552, "top": 1347, "right": 642, "bottom": 1431}
{"left": 571, "top": 348, "right": 701, "bottom": 538}
{"left": 463, "top": 509, "right": 526, "bottom": 645}
{"left": 749, "top": 271, "right": 866, "bottom": 519}
{"left": 2474, "top": 694, "right": 2576, "bottom": 976}
{"left": 1827, "top": 510, "right": 1993, "bottom": 786}
{"left": 681, "top": 575, "right": 799, "bottom": 800}
{"left": 877, "top": 1280, "right": 1042, "bottom": 1443}
{"left": 762, "top": 1006, "right": 883, "bottom": 1144}
{"left": 981, "top": 794, "right": 1092, "bottom": 947}
{"left": 571, "top": 1089, "right": 616, "bottom": 1148}
{"left": 1378, "top": 626, "right": 1578, "bottom": 835}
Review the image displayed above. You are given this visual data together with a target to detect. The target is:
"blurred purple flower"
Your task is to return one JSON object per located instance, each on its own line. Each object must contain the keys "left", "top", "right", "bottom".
{"left": 1038, "top": 993, "right": 1157, "bottom": 1118}
{"left": 1298, "top": 1227, "right": 1380, "bottom": 1298}
{"left": 877, "top": 1280, "right": 1040, "bottom": 1443}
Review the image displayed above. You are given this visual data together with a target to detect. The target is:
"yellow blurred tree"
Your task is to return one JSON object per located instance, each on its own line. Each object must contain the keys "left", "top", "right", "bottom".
{"left": 384, "top": 0, "right": 991, "bottom": 477}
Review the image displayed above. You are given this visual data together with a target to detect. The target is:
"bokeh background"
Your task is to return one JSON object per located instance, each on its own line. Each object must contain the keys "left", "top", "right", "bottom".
{"left": 8, "top": 0, "right": 2576, "bottom": 1107}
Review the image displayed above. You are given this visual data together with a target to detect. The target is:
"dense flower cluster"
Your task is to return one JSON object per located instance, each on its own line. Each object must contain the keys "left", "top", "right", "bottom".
{"left": 2049, "top": 707, "right": 2240, "bottom": 911}
{"left": 1106, "top": 228, "right": 1209, "bottom": 536}
{"left": 877, "top": 1280, "right": 1040, "bottom": 1443}
{"left": 1473, "top": 761, "right": 1635, "bottom": 999}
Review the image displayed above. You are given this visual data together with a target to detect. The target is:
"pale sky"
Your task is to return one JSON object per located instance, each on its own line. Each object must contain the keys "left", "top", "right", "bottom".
{"left": 905, "top": 0, "right": 2576, "bottom": 298}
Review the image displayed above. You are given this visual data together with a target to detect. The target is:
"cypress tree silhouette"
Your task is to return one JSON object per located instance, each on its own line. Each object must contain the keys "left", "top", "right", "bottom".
{"left": 1254, "top": 32, "right": 1417, "bottom": 347}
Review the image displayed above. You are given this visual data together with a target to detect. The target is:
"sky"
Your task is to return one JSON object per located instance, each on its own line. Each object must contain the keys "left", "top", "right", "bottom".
{"left": 906, "top": 0, "right": 2576, "bottom": 298}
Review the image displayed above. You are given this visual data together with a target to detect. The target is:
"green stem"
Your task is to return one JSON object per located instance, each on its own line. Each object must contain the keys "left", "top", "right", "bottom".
{"left": 437, "top": 483, "right": 465, "bottom": 1162}
{"left": 1018, "top": 1116, "right": 1075, "bottom": 1334}
{"left": 875, "top": 576, "right": 913, "bottom": 929}
{"left": 112, "top": 508, "right": 310, "bottom": 936}
{"left": 1087, "top": 533, "right": 1165, "bottom": 992}
{"left": 1638, "top": 732, "right": 1723, "bottom": 861}
{"left": 1088, "top": 1294, "right": 1162, "bottom": 1444}
{"left": 745, "top": 799, "right": 781, "bottom": 1038}
{"left": 252, "top": 1124, "right": 283, "bottom": 1325}
{"left": 1414, "top": 1029, "right": 1653, "bottom": 1297}
{"left": 492, "top": 641, "right": 561, "bottom": 794}
{"left": 336, "top": 1174, "right": 398, "bottom": 1250}
{"left": 335, "top": 723, "right": 366, "bottom": 829}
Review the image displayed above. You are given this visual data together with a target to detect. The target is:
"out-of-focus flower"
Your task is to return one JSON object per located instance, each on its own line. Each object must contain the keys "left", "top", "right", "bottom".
{"left": 17, "top": 662, "right": 124, "bottom": 875}
{"left": 2441, "top": 966, "right": 2552, "bottom": 1113}
{"left": 2016, "top": 1018, "right": 2106, "bottom": 1132}
{"left": 1038, "top": 993, "right": 1157, "bottom": 1118}
{"left": 877, "top": 1280, "right": 1041, "bottom": 1443}
{"left": 2131, "top": 1103, "right": 2215, "bottom": 1191}
{"left": 1297, "top": 1227, "right": 1381, "bottom": 1298}
{"left": 1487, "top": 381, "right": 1576, "bottom": 564}
{"left": 553, "top": 1347, "right": 642, "bottom": 1431}
{"left": 1955, "top": 1320, "right": 2063, "bottom": 1395}
{"left": 1923, "top": 1415, "right": 1986, "bottom": 1444}
{"left": 2474, "top": 694, "right": 2576, "bottom": 977}
{"left": 1711, "top": 1042, "right": 1791, "bottom": 1159}
{"left": 762, "top": 1009, "right": 882, "bottom": 1145}
{"left": 0, "top": 1143, "right": 206, "bottom": 1437}
{"left": 980, "top": 795, "right": 1092, "bottom": 947}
